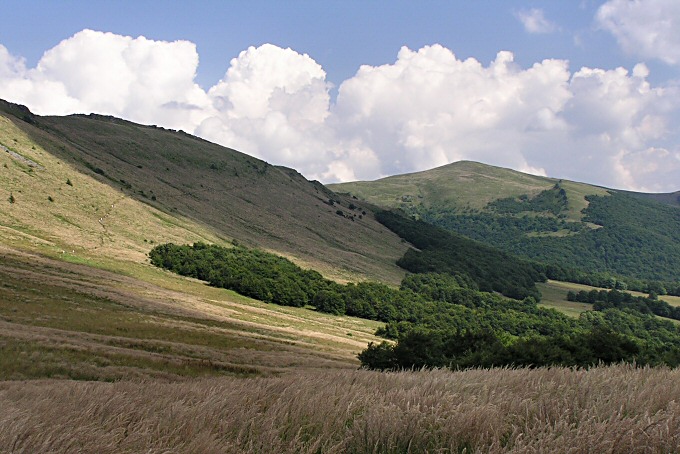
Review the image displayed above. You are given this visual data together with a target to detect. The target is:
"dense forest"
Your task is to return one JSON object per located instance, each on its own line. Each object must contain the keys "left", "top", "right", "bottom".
{"left": 374, "top": 210, "right": 545, "bottom": 300}
{"left": 421, "top": 190, "right": 680, "bottom": 291}
{"left": 150, "top": 243, "right": 680, "bottom": 370}
{"left": 567, "top": 288, "right": 680, "bottom": 321}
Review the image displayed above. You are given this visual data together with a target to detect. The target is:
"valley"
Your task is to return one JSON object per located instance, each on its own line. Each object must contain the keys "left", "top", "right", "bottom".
{"left": 2, "top": 100, "right": 680, "bottom": 452}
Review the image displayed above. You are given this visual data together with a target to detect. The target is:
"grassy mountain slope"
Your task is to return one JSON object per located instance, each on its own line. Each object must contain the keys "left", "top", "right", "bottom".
{"left": 330, "top": 161, "right": 680, "bottom": 282}
{"left": 330, "top": 160, "right": 609, "bottom": 222}
{"left": 0, "top": 100, "right": 407, "bottom": 284}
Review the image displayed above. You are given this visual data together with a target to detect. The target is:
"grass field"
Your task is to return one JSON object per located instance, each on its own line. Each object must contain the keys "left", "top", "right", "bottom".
{"left": 2, "top": 365, "right": 679, "bottom": 453}
{"left": 536, "top": 281, "right": 593, "bottom": 317}
{"left": 538, "top": 280, "right": 680, "bottom": 322}
{"left": 0, "top": 245, "right": 384, "bottom": 381}
{"left": 0, "top": 104, "right": 408, "bottom": 285}
{"left": 3, "top": 101, "right": 680, "bottom": 453}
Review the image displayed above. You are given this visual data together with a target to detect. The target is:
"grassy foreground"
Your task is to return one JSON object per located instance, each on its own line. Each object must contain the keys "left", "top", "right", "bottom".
{"left": 2, "top": 365, "right": 679, "bottom": 453}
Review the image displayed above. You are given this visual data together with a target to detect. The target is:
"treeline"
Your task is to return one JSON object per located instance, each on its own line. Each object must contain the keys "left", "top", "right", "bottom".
{"left": 149, "top": 242, "right": 325, "bottom": 307}
{"left": 542, "top": 264, "right": 680, "bottom": 297}
{"left": 374, "top": 210, "right": 545, "bottom": 300}
{"left": 359, "top": 308, "right": 680, "bottom": 370}
{"left": 568, "top": 288, "right": 680, "bottom": 320}
{"left": 149, "top": 244, "right": 562, "bottom": 335}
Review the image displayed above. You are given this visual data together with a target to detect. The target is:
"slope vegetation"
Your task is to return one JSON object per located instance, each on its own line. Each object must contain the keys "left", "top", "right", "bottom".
{"left": 0, "top": 100, "right": 407, "bottom": 283}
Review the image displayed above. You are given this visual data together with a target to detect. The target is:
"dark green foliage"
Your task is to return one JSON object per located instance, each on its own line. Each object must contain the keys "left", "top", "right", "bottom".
{"left": 149, "top": 243, "right": 325, "bottom": 307}
{"left": 66, "top": 178, "right": 73, "bottom": 186}
{"left": 422, "top": 191, "right": 680, "bottom": 284}
{"left": 359, "top": 315, "right": 679, "bottom": 371}
{"left": 375, "top": 210, "right": 545, "bottom": 299}
{"left": 8, "top": 193, "right": 14, "bottom": 204}
{"left": 149, "top": 244, "right": 574, "bottom": 340}
{"left": 312, "top": 289, "right": 346, "bottom": 315}
{"left": 357, "top": 342, "right": 397, "bottom": 370}
{"left": 148, "top": 243, "right": 680, "bottom": 371}
{"left": 488, "top": 184, "right": 568, "bottom": 215}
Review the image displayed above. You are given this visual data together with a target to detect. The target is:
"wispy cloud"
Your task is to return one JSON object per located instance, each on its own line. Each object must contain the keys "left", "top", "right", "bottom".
{"left": 516, "top": 8, "right": 558, "bottom": 34}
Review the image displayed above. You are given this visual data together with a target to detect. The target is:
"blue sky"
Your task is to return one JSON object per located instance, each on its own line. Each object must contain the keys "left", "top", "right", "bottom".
{"left": 1, "top": 0, "right": 679, "bottom": 191}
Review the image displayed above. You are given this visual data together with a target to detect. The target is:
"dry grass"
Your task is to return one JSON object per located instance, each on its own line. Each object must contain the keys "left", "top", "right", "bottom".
{"left": 1, "top": 365, "right": 679, "bottom": 453}
{"left": 0, "top": 245, "right": 385, "bottom": 381}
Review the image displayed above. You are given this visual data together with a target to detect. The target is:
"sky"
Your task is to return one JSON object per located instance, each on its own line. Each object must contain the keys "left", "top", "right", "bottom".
{"left": 1, "top": 1, "right": 679, "bottom": 192}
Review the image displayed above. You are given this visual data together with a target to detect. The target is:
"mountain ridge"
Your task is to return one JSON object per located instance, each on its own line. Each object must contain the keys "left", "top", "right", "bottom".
{"left": 0, "top": 99, "right": 407, "bottom": 284}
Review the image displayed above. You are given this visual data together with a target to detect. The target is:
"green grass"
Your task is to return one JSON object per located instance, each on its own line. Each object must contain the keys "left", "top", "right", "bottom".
{"left": 0, "top": 337, "right": 259, "bottom": 381}
{"left": 537, "top": 281, "right": 594, "bottom": 317}
{"left": 0, "top": 246, "right": 387, "bottom": 381}
{"left": 330, "top": 160, "right": 608, "bottom": 223}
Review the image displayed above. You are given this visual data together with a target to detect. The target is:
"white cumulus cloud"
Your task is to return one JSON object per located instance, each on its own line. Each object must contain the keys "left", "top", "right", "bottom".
{"left": 330, "top": 45, "right": 572, "bottom": 180}
{"left": 0, "top": 30, "right": 679, "bottom": 192}
{"left": 597, "top": 0, "right": 680, "bottom": 65}
{"left": 196, "top": 44, "right": 335, "bottom": 172}
{"left": 0, "top": 30, "right": 210, "bottom": 129}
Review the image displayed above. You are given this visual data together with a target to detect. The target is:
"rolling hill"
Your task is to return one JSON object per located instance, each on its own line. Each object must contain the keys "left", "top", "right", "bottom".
{"left": 330, "top": 161, "right": 680, "bottom": 283}
{"left": 0, "top": 99, "right": 407, "bottom": 284}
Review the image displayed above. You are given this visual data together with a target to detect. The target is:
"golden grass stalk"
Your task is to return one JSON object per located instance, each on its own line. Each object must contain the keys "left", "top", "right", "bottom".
{"left": 2, "top": 364, "right": 679, "bottom": 453}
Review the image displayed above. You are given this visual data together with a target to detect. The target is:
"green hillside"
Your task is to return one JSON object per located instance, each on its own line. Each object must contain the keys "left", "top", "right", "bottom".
{"left": 0, "top": 100, "right": 407, "bottom": 284}
{"left": 627, "top": 189, "right": 680, "bottom": 208}
{"left": 330, "top": 161, "right": 680, "bottom": 283}
{"left": 330, "top": 160, "right": 609, "bottom": 222}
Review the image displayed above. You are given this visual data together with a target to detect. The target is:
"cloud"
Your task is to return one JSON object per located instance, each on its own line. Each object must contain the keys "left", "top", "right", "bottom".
{"left": 597, "top": 0, "right": 680, "bottom": 65}
{"left": 537, "top": 63, "right": 680, "bottom": 192}
{"left": 196, "top": 44, "right": 336, "bottom": 172}
{"left": 516, "top": 8, "right": 558, "bottom": 34}
{"left": 0, "top": 30, "right": 211, "bottom": 129}
{"left": 1, "top": 30, "right": 679, "bottom": 192}
{"left": 331, "top": 46, "right": 572, "bottom": 180}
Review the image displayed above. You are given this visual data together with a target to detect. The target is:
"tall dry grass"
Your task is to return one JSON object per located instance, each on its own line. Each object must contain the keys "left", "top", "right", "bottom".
{"left": 2, "top": 364, "right": 679, "bottom": 453}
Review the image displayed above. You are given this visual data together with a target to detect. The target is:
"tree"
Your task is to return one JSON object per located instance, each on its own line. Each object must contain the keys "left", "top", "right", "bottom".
{"left": 358, "top": 342, "right": 396, "bottom": 370}
{"left": 313, "top": 290, "right": 346, "bottom": 315}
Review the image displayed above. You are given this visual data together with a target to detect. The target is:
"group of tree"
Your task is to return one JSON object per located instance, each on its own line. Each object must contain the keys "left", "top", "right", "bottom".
{"left": 487, "top": 184, "right": 568, "bottom": 216}
{"left": 567, "top": 288, "right": 680, "bottom": 321}
{"left": 374, "top": 210, "right": 545, "bottom": 300}
{"left": 150, "top": 242, "right": 680, "bottom": 371}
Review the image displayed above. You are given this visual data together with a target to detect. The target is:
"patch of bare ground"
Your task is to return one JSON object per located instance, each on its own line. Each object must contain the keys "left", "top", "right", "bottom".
{"left": 1, "top": 365, "right": 679, "bottom": 453}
